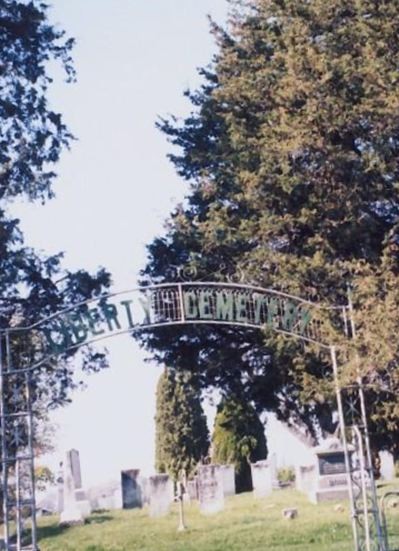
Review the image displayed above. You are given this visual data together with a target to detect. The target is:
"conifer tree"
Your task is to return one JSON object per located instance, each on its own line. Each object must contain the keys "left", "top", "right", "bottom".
{"left": 140, "top": 0, "right": 399, "bottom": 454}
{"left": 155, "top": 369, "right": 209, "bottom": 480}
{"left": 212, "top": 396, "right": 267, "bottom": 492}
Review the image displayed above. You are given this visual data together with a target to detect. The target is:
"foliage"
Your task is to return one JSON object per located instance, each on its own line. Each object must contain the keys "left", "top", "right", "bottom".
{"left": 138, "top": 0, "right": 399, "bottom": 452}
{"left": 0, "top": 0, "right": 75, "bottom": 202}
{"left": 212, "top": 395, "right": 267, "bottom": 492}
{"left": 0, "top": 0, "right": 111, "bottom": 454}
{"left": 277, "top": 467, "right": 295, "bottom": 485}
{"left": 155, "top": 368, "right": 209, "bottom": 481}
{"left": 34, "top": 465, "right": 55, "bottom": 492}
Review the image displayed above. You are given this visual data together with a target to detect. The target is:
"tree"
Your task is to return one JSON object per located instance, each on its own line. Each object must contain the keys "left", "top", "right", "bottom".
{"left": 0, "top": 0, "right": 111, "bottom": 452}
{"left": 212, "top": 395, "right": 267, "bottom": 492}
{"left": 138, "top": 0, "right": 399, "bottom": 453}
{"left": 155, "top": 368, "right": 209, "bottom": 480}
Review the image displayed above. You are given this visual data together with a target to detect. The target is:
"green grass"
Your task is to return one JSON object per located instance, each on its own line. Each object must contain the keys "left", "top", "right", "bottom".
{"left": 36, "top": 484, "right": 399, "bottom": 551}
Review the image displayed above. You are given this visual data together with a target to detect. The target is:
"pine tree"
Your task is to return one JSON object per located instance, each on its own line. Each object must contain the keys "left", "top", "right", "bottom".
{"left": 212, "top": 396, "right": 267, "bottom": 493}
{"left": 139, "top": 0, "right": 399, "bottom": 454}
{"left": 155, "top": 369, "right": 209, "bottom": 480}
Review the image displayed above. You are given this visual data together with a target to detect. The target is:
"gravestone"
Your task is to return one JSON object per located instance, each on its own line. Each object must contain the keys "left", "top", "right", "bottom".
{"left": 282, "top": 508, "right": 298, "bottom": 519}
{"left": 148, "top": 474, "right": 173, "bottom": 518}
{"left": 59, "top": 451, "right": 85, "bottom": 525}
{"left": 295, "top": 465, "right": 317, "bottom": 494}
{"left": 68, "top": 449, "right": 82, "bottom": 489}
{"left": 37, "top": 490, "right": 59, "bottom": 515}
{"left": 197, "top": 465, "right": 224, "bottom": 514}
{"left": 87, "top": 479, "right": 123, "bottom": 510}
{"left": 75, "top": 488, "right": 92, "bottom": 517}
{"left": 379, "top": 451, "right": 395, "bottom": 481}
{"left": 187, "top": 478, "right": 199, "bottom": 501}
{"left": 251, "top": 460, "right": 273, "bottom": 498}
{"left": 121, "top": 469, "right": 142, "bottom": 509}
{"left": 219, "top": 465, "right": 235, "bottom": 497}
{"left": 309, "top": 438, "right": 352, "bottom": 504}
{"left": 139, "top": 476, "right": 151, "bottom": 506}
{"left": 269, "top": 453, "right": 279, "bottom": 488}
{"left": 56, "top": 462, "right": 64, "bottom": 513}
{"left": 68, "top": 449, "right": 91, "bottom": 516}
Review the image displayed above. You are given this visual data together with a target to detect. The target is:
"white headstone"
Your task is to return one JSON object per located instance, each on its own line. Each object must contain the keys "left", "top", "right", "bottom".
{"left": 379, "top": 451, "right": 395, "bottom": 481}
{"left": 59, "top": 451, "right": 85, "bottom": 525}
{"left": 148, "top": 475, "right": 173, "bottom": 518}
{"left": 269, "top": 453, "right": 279, "bottom": 487}
{"left": 219, "top": 465, "right": 235, "bottom": 497}
{"left": 198, "top": 465, "right": 224, "bottom": 514}
{"left": 87, "top": 479, "right": 123, "bottom": 511}
{"left": 139, "top": 476, "right": 151, "bottom": 506}
{"left": 75, "top": 497, "right": 92, "bottom": 517}
{"left": 251, "top": 460, "right": 273, "bottom": 498}
{"left": 295, "top": 465, "right": 317, "bottom": 493}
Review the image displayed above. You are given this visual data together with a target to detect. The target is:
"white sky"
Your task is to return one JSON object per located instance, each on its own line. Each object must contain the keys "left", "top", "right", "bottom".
{"left": 10, "top": 0, "right": 311, "bottom": 487}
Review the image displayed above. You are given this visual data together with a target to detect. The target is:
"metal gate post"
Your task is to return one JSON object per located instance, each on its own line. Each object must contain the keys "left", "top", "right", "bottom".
{"left": 25, "top": 370, "right": 38, "bottom": 550}
{"left": 0, "top": 330, "right": 38, "bottom": 551}
{"left": 0, "top": 331, "right": 10, "bottom": 548}
{"left": 330, "top": 345, "right": 360, "bottom": 550}
{"left": 345, "top": 288, "right": 387, "bottom": 551}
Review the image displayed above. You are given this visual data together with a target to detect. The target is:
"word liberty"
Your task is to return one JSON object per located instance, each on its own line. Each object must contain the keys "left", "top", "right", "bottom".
{"left": 38, "top": 284, "right": 312, "bottom": 357}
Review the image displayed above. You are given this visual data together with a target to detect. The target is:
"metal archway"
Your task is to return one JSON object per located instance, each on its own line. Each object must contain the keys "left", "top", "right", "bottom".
{"left": 0, "top": 282, "right": 387, "bottom": 550}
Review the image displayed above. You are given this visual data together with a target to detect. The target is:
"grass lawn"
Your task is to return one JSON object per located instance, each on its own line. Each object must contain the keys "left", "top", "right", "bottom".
{"left": 37, "top": 483, "right": 399, "bottom": 551}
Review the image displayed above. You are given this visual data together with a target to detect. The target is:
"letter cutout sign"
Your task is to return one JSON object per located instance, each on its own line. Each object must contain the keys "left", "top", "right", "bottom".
{"left": 14, "top": 282, "right": 323, "bottom": 369}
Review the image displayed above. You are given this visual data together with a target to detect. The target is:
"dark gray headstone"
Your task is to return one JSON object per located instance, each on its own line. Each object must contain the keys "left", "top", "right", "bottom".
{"left": 318, "top": 452, "right": 346, "bottom": 475}
{"left": 121, "top": 469, "right": 142, "bottom": 509}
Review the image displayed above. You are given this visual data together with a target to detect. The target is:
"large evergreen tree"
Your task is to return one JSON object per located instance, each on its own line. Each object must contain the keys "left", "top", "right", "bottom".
{"left": 212, "top": 395, "right": 267, "bottom": 493}
{"left": 155, "top": 368, "right": 209, "bottom": 480}
{"left": 138, "top": 0, "right": 399, "bottom": 454}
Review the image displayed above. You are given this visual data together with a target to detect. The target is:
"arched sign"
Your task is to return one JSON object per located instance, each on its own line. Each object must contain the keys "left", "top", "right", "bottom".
{"left": 0, "top": 281, "right": 384, "bottom": 551}
{"left": 9, "top": 282, "right": 334, "bottom": 370}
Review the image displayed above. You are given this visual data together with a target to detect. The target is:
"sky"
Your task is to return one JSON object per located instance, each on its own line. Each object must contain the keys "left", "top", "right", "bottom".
{"left": 10, "top": 0, "right": 313, "bottom": 487}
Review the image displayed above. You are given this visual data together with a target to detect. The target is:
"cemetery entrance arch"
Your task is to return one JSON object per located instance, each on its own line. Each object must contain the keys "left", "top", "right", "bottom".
{"left": 0, "top": 282, "right": 387, "bottom": 551}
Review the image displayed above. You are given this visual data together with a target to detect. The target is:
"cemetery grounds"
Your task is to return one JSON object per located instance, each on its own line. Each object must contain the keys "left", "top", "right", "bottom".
{"left": 37, "top": 481, "right": 399, "bottom": 551}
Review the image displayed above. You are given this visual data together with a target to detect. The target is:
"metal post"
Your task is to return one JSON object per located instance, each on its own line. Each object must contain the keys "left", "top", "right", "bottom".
{"left": 0, "top": 332, "right": 10, "bottom": 548}
{"left": 352, "top": 426, "right": 372, "bottom": 551}
{"left": 5, "top": 330, "right": 18, "bottom": 551}
{"left": 330, "top": 345, "right": 360, "bottom": 551}
{"left": 1, "top": 330, "right": 38, "bottom": 551}
{"left": 25, "top": 371, "right": 37, "bottom": 550}
{"left": 177, "top": 284, "right": 186, "bottom": 323}
{"left": 379, "top": 491, "right": 399, "bottom": 551}
{"left": 15, "top": 458, "right": 22, "bottom": 550}
{"left": 347, "top": 287, "right": 387, "bottom": 550}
